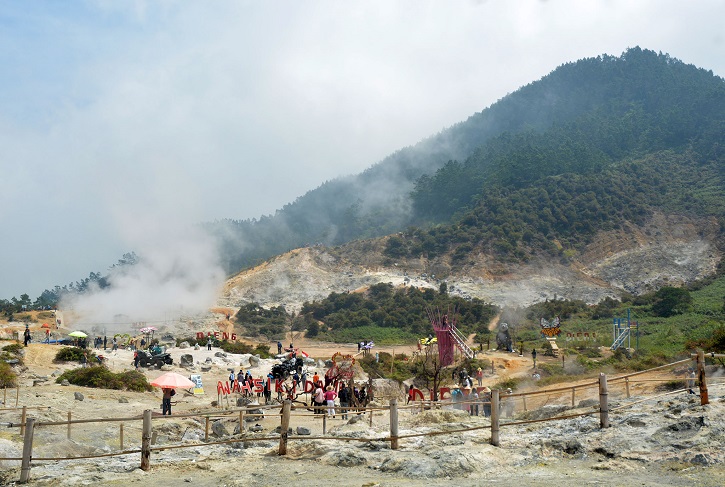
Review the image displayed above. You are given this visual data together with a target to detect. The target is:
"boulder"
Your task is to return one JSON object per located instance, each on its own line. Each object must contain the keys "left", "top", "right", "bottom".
{"left": 160, "top": 365, "right": 174, "bottom": 371}
{"left": 74, "top": 392, "right": 84, "bottom": 401}
{"left": 205, "top": 357, "right": 213, "bottom": 363}
{"left": 248, "top": 355, "right": 260, "bottom": 367}
{"left": 180, "top": 354, "right": 194, "bottom": 366}
{"left": 194, "top": 344, "right": 200, "bottom": 350}
{"left": 61, "top": 379, "right": 70, "bottom": 386}
{"left": 118, "top": 397, "right": 129, "bottom": 404}
{"left": 246, "top": 408, "right": 264, "bottom": 422}
{"left": 296, "top": 426, "right": 311, "bottom": 435}
{"left": 214, "top": 351, "right": 228, "bottom": 358}
{"left": 211, "top": 421, "right": 230, "bottom": 437}
{"left": 200, "top": 365, "right": 212, "bottom": 372}
{"left": 178, "top": 341, "right": 190, "bottom": 349}
{"left": 249, "top": 424, "right": 263, "bottom": 432}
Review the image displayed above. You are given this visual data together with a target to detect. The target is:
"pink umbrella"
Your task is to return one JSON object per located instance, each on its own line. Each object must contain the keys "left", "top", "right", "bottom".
{"left": 150, "top": 372, "right": 195, "bottom": 389}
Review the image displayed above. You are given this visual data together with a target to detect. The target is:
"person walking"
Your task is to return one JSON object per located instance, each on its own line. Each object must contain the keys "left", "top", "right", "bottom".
{"left": 133, "top": 350, "right": 140, "bottom": 370}
{"left": 23, "top": 326, "right": 31, "bottom": 347}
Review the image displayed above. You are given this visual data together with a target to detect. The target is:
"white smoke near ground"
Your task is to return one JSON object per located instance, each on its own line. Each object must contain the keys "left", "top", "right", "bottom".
{"left": 60, "top": 218, "right": 226, "bottom": 334}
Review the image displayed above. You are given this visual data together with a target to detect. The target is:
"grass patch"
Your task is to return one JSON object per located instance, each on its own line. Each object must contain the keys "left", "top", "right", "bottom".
{"left": 319, "top": 325, "right": 418, "bottom": 345}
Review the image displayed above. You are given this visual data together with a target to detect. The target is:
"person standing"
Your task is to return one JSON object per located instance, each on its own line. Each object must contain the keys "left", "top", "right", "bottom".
{"left": 532, "top": 348, "right": 537, "bottom": 368}
{"left": 277, "top": 341, "right": 283, "bottom": 354}
{"left": 23, "top": 327, "right": 31, "bottom": 347}
{"left": 339, "top": 383, "right": 351, "bottom": 419}
{"left": 207, "top": 338, "right": 212, "bottom": 351}
{"left": 324, "top": 386, "right": 337, "bottom": 418}
{"left": 476, "top": 367, "right": 484, "bottom": 387}
{"left": 103, "top": 335, "right": 107, "bottom": 350}
{"left": 81, "top": 351, "right": 88, "bottom": 368}
{"left": 162, "top": 388, "right": 174, "bottom": 415}
{"left": 470, "top": 389, "right": 480, "bottom": 416}
{"left": 314, "top": 383, "right": 325, "bottom": 415}
{"left": 133, "top": 351, "right": 140, "bottom": 370}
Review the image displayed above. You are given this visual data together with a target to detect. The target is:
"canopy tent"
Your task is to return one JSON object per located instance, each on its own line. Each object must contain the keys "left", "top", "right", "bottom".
{"left": 69, "top": 331, "right": 87, "bottom": 338}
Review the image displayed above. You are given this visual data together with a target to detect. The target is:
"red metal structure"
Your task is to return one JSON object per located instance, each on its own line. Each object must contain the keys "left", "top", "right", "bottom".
{"left": 428, "top": 307, "right": 475, "bottom": 367}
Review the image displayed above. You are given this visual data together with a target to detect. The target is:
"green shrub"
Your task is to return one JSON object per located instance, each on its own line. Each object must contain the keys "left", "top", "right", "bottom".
{"left": 0, "top": 343, "right": 24, "bottom": 366}
{"left": 56, "top": 366, "right": 152, "bottom": 392}
{"left": 0, "top": 362, "right": 17, "bottom": 387}
{"left": 253, "top": 343, "right": 273, "bottom": 359}
{"left": 493, "top": 376, "right": 522, "bottom": 391}
{"left": 219, "top": 340, "right": 254, "bottom": 354}
{"left": 2, "top": 343, "right": 23, "bottom": 354}
{"left": 54, "top": 347, "right": 97, "bottom": 363}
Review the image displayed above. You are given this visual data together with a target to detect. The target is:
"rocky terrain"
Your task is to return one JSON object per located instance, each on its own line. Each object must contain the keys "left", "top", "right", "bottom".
{"left": 221, "top": 212, "right": 721, "bottom": 312}
{"left": 1, "top": 341, "right": 724, "bottom": 486}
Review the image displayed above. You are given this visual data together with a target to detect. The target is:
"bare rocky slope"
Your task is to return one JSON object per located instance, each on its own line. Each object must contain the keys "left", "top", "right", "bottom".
{"left": 221, "top": 212, "right": 721, "bottom": 312}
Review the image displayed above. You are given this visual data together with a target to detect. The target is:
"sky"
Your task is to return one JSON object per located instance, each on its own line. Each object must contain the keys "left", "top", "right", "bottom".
{"left": 0, "top": 1, "right": 723, "bottom": 321}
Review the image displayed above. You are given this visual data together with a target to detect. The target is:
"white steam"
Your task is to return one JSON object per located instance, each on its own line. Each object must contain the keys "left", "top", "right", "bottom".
{"left": 61, "top": 220, "right": 226, "bottom": 332}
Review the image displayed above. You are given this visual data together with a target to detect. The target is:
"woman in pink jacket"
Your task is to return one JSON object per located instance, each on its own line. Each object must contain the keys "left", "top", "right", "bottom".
{"left": 324, "top": 386, "right": 337, "bottom": 418}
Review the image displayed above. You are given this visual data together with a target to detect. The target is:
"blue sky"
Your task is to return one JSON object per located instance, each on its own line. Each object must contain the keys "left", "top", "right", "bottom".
{"left": 1, "top": 1, "right": 723, "bottom": 307}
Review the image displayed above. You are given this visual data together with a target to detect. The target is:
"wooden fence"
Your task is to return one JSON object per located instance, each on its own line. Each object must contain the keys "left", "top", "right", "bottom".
{"left": 1, "top": 350, "right": 721, "bottom": 483}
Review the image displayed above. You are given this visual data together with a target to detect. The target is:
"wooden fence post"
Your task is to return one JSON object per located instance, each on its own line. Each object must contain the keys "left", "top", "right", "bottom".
{"left": 522, "top": 394, "right": 527, "bottom": 412}
{"left": 322, "top": 412, "right": 327, "bottom": 435}
{"left": 19, "top": 417, "right": 34, "bottom": 483}
{"left": 239, "top": 410, "right": 245, "bottom": 433}
{"left": 369, "top": 407, "right": 373, "bottom": 427}
{"left": 16, "top": 386, "right": 19, "bottom": 408}
{"left": 20, "top": 405, "right": 27, "bottom": 436}
{"left": 697, "top": 350, "right": 709, "bottom": 405}
{"left": 598, "top": 374, "right": 609, "bottom": 429}
{"left": 390, "top": 398, "right": 399, "bottom": 450}
{"left": 67, "top": 411, "right": 72, "bottom": 440}
{"left": 490, "top": 390, "right": 500, "bottom": 447}
{"left": 570, "top": 387, "right": 575, "bottom": 407}
{"left": 3, "top": 386, "right": 6, "bottom": 406}
{"left": 278, "top": 399, "right": 291, "bottom": 455}
{"left": 204, "top": 416, "right": 210, "bottom": 442}
{"left": 625, "top": 377, "right": 630, "bottom": 398}
{"left": 140, "top": 409, "right": 152, "bottom": 471}
{"left": 120, "top": 423, "right": 124, "bottom": 450}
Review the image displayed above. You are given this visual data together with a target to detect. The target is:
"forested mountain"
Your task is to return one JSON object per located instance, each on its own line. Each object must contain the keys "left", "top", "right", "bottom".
{"left": 208, "top": 47, "right": 724, "bottom": 275}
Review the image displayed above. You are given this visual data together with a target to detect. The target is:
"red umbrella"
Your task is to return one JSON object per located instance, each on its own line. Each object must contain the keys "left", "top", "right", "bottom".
{"left": 150, "top": 372, "right": 195, "bottom": 389}
{"left": 41, "top": 323, "right": 51, "bottom": 329}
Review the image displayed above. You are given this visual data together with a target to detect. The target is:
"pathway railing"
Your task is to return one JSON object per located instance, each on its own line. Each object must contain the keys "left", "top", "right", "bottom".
{"left": 1, "top": 350, "right": 721, "bottom": 483}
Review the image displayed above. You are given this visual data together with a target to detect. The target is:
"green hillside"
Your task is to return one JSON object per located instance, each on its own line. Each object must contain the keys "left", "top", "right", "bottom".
{"left": 210, "top": 47, "right": 724, "bottom": 276}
